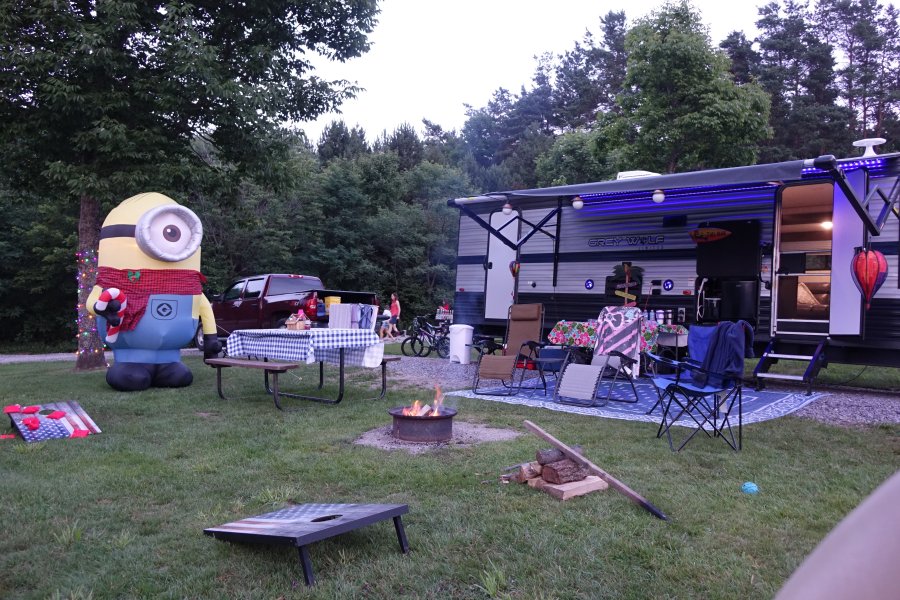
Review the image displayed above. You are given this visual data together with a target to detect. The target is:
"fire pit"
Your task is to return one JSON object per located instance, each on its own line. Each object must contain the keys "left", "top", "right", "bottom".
{"left": 389, "top": 386, "right": 456, "bottom": 442}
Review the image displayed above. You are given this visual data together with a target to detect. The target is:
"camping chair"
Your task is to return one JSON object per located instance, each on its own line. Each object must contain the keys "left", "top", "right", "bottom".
{"left": 554, "top": 306, "right": 643, "bottom": 407}
{"left": 645, "top": 323, "right": 718, "bottom": 414}
{"left": 472, "top": 303, "right": 545, "bottom": 395}
{"left": 647, "top": 321, "right": 752, "bottom": 451}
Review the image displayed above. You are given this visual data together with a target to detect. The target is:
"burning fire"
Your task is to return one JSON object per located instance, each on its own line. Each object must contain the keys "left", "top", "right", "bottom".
{"left": 401, "top": 385, "right": 444, "bottom": 416}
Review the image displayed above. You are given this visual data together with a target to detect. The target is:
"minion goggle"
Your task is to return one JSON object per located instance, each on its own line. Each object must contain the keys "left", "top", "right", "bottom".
{"left": 100, "top": 204, "right": 203, "bottom": 262}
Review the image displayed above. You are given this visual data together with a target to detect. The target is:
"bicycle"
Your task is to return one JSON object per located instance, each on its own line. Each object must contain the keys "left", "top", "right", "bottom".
{"left": 401, "top": 315, "right": 450, "bottom": 358}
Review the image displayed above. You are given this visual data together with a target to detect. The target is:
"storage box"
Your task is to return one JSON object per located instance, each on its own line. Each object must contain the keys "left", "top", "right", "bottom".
{"left": 324, "top": 296, "right": 341, "bottom": 314}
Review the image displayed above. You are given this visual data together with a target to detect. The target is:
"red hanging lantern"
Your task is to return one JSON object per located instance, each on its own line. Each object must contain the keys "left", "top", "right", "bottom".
{"left": 850, "top": 248, "right": 888, "bottom": 309}
{"left": 509, "top": 260, "right": 520, "bottom": 277}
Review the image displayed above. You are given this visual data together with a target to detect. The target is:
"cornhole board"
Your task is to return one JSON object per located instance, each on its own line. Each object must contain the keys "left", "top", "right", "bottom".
{"left": 204, "top": 503, "right": 409, "bottom": 586}
{"left": 5, "top": 401, "right": 100, "bottom": 443}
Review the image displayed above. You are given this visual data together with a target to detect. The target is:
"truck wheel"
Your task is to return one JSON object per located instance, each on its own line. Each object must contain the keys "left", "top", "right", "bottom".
{"left": 435, "top": 336, "right": 450, "bottom": 359}
{"left": 194, "top": 326, "right": 205, "bottom": 350}
{"left": 274, "top": 316, "right": 289, "bottom": 329}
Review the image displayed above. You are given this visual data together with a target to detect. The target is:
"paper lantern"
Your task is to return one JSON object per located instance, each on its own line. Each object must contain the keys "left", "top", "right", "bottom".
{"left": 851, "top": 248, "right": 888, "bottom": 309}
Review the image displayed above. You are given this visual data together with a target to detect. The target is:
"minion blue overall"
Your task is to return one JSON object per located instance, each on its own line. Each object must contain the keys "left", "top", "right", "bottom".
{"left": 87, "top": 193, "right": 221, "bottom": 391}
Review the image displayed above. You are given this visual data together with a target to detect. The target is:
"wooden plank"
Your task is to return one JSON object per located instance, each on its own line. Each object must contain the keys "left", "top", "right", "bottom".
{"left": 543, "top": 476, "right": 609, "bottom": 501}
{"left": 205, "top": 358, "right": 299, "bottom": 371}
{"left": 523, "top": 420, "right": 669, "bottom": 520}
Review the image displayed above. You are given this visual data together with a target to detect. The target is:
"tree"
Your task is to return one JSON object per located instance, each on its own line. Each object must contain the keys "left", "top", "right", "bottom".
{"left": 815, "top": 0, "right": 900, "bottom": 143}
{"left": 535, "top": 131, "right": 611, "bottom": 186}
{"left": 553, "top": 11, "right": 628, "bottom": 131}
{"left": 753, "top": 0, "right": 853, "bottom": 161}
{"left": 0, "top": 0, "right": 378, "bottom": 368}
{"left": 596, "top": 1, "right": 771, "bottom": 173}
{"left": 377, "top": 123, "right": 424, "bottom": 171}
{"left": 317, "top": 120, "right": 370, "bottom": 163}
{"left": 720, "top": 31, "right": 760, "bottom": 85}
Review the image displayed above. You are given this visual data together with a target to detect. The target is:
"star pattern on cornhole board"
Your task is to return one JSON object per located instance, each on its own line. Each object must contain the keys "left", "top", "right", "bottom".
{"left": 3, "top": 401, "right": 101, "bottom": 443}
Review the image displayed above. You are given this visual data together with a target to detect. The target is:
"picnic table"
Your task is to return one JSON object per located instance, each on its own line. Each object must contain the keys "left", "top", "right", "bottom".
{"left": 222, "top": 328, "right": 387, "bottom": 405}
{"left": 547, "top": 318, "right": 688, "bottom": 354}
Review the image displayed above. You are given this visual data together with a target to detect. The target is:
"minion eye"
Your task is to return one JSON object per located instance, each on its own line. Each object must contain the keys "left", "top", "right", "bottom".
{"left": 135, "top": 204, "right": 202, "bottom": 262}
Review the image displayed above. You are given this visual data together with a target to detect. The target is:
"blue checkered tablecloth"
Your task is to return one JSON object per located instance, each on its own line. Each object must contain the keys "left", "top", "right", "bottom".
{"left": 226, "top": 329, "right": 384, "bottom": 367}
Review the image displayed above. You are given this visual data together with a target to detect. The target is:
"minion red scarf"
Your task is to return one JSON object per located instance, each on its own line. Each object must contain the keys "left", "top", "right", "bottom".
{"left": 96, "top": 267, "right": 206, "bottom": 331}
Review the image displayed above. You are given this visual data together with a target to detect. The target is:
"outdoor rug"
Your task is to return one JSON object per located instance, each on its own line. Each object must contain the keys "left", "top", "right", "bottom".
{"left": 447, "top": 378, "right": 825, "bottom": 428}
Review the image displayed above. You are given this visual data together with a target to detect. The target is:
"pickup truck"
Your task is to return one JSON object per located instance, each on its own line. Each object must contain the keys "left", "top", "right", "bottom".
{"left": 195, "top": 273, "right": 379, "bottom": 349}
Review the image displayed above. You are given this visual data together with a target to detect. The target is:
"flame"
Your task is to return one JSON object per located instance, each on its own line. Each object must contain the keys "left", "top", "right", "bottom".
{"left": 431, "top": 384, "right": 443, "bottom": 416}
{"left": 400, "top": 385, "right": 446, "bottom": 417}
{"left": 402, "top": 400, "right": 423, "bottom": 417}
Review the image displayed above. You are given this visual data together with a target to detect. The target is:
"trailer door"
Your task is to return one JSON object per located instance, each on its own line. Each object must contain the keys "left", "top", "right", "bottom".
{"left": 772, "top": 184, "right": 834, "bottom": 338}
{"left": 484, "top": 210, "right": 519, "bottom": 320}
{"left": 829, "top": 170, "right": 866, "bottom": 336}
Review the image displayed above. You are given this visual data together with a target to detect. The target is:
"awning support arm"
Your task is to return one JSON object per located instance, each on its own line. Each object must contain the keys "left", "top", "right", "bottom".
{"left": 810, "top": 155, "right": 880, "bottom": 235}
{"left": 453, "top": 201, "right": 560, "bottom": 252}
{"left": 871, "top": 178, "right": 900, "bottom": 232}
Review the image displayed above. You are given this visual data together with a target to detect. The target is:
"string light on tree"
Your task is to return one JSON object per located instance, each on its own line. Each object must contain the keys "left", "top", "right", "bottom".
{"left": 75, "top": 249, "right": 106, "bottom": 362}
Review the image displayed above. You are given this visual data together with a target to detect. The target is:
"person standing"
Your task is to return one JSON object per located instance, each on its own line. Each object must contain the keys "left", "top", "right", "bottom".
{"left": 388, "top": 293, "right": 401, "bottom": 339}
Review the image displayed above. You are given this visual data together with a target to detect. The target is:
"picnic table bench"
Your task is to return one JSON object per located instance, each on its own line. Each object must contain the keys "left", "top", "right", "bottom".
{"left": 205, "top": 357, "right": 301, "bottom": 410}
{"left": 205, "top": 355, "right": 402, "bottom": 410}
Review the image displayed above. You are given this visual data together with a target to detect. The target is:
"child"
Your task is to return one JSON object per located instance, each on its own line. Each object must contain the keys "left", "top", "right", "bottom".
{"left": 379, "top": 309, "right": 391, "bottom": 340}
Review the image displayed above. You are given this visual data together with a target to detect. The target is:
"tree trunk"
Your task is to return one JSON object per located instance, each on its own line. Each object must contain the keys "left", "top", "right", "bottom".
{"left": 74, "top": 194, "right": 106, "bottom": 371}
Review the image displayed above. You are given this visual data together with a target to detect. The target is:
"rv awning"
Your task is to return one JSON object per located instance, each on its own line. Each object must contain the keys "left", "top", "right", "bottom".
{"left": 450, "top": 160, "right": 808, "bottom": 206}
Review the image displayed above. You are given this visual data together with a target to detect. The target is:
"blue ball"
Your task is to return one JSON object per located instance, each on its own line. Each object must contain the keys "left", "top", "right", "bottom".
{"left": 742, "top": 481, "right": 759, "bottom": 495}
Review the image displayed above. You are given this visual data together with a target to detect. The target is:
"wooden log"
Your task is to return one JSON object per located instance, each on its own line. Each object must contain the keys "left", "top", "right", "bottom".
{"left": 511, "top": 461, "right": 543, "bottom": 483}
{"left": 523, "top": 420, "right": 669, "bottom": 520}
{"left": 543, "top": 476, "right": 609, "bottom": 501}
{"left": 536, "top": 445, "right": 583, "bottom": 465}
{"left": 541, "top": 459, "right": 589, "bottom": 484}
{"left": 526, "top": 476, "right": 548, "bottom": 490}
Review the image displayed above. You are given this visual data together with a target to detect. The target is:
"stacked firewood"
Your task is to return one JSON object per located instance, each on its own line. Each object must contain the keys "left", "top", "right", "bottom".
{"left": 502, "top": 445, "right": 609, "bottom": 501}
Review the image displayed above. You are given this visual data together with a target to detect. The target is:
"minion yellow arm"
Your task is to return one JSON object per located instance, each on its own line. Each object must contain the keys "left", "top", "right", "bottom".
{"left": 195, "top": 294, "right": 218, "bottom": 335}
{"left": 87, "top": 285, "right": 103, "bottom": 316}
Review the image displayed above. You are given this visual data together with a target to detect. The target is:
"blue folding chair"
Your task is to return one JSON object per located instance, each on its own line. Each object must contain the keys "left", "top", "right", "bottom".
{"left": 647, "top": 321, "right": 752, "bottom": 451}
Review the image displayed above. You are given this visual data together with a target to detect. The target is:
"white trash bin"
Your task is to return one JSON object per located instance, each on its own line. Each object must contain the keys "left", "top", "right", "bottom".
{"left": 448, "top": 324, "right": 474, "bottom": 365}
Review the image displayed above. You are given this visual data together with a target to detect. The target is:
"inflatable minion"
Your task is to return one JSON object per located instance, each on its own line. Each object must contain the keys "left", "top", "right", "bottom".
{"left": 88, "top": 192, "right": 221, "bottom": 391}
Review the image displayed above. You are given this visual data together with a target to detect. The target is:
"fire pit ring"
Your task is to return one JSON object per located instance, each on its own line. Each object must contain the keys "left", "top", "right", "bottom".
{"left": 388, "top": 407, "right": 457, "bottom": 442}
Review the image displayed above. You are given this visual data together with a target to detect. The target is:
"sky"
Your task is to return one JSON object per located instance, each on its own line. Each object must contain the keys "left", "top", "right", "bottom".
{"left": 302, "top": 0, "right": 765, "bottom": 144}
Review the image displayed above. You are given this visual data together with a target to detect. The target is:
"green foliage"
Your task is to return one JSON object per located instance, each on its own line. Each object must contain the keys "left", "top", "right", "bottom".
{"left": 0, "top": 0, "right": 379, "bottom": 351}
{"left": 0, "top": 189, "right": 77, "bottom": 344}
{"left": 815, "top": 0, "right": 900, "bottom": 145}
{"left": 596, "top": 1, "right": 771, "bottom": 173}
{"left": 754, "top": 0, "right": 854, "bottom": 161}
{"left": 535, "top": 131, "right": 611, "bottom": 186}
{"left": 553, "top": 11, "right": 628, "bottom": 130}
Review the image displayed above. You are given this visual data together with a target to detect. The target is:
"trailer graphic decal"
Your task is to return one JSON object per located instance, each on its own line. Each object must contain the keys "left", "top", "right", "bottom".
{"left": 588, "top": 234, "right": 665, "bottom": 247}
{"left": 689, "top": 227, "right": 733, "bottom": 243}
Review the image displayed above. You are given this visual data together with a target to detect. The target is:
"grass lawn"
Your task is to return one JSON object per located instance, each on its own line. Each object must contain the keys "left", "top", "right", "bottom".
{"left": 0, "top": 357, "right": 897, "bottom": 599}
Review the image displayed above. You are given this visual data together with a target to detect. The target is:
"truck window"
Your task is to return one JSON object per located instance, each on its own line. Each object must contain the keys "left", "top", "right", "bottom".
{"left": 222, "top": 281, "right": 246, "bottom": 301}
{"left": 266, "top": 276, "right": 324, "bottom": 296}
{"left": 244, "top": 278, "right": 265, "bottom": 299}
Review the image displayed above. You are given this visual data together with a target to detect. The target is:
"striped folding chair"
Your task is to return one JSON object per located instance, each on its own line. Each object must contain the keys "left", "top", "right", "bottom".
{"left": 554, "top": 306, "right": 643, "bottom": 407}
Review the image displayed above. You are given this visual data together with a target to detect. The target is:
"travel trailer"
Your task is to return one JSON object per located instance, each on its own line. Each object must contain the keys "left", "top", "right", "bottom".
{"left": 448, "top": 140, "right": 899, "bottom": 388}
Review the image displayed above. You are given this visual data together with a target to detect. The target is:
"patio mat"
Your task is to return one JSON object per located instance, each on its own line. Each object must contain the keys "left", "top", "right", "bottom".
{"left": 447, "top": 378, "right": 825, "bottom": 427}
